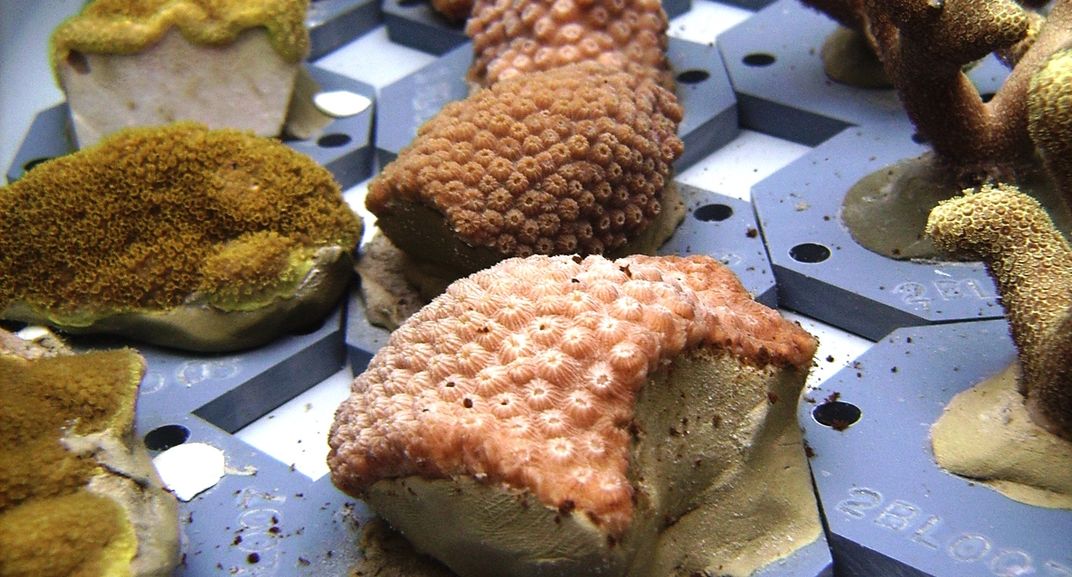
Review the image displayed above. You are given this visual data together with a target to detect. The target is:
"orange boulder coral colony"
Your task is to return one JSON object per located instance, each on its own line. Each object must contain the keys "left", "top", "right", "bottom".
{"left": 329, "top": 255, "right": 816, "bottom": 535}
{"left": 367, "top": 63, "right": 683, "bottom": 269}
{"left": 466, "top": 0, "right": 673, "bottom": 88}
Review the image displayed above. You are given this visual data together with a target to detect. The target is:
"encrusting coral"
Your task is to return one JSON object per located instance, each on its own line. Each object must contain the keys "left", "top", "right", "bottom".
{"left": 0, "top": 330, "right": 179, "bottom": 576}
{"left": 50, "top": 0, "right": 310, "bottom": 67}
{"left": 367, "top": 63, "right": 684, "bottom": 274}
{"left": 0, "top": 122, "right": 362, "bottom": 351}
{"left": 803, "top": 0, "right": 1072, "bottom": 258}
{"left": 465, "top": 0, "right": 673, "bottom": 88}
{"left": 330, "top": 254, "right": 821, "bottom": 577}
{"left": 927, "top": 183, "right": 1072, "bottom": 441}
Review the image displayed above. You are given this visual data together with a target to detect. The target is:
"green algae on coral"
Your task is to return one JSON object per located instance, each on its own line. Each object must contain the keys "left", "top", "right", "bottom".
{"left": 0, "top": 122, "right": 362, "bottom": 351}
{"left": 0, "top": 345, "right": 176, "bottom": 577}
{"left": 51, "top": 0, "right": 310, "bottom": 74}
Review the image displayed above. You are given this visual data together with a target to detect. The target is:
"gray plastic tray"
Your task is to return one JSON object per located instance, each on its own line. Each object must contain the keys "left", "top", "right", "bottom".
{"left": 802, "top": 319, "right": 1072, "bottom": 577}
{"left": 751, "top": 123, "right": 1003, "bottom": 341}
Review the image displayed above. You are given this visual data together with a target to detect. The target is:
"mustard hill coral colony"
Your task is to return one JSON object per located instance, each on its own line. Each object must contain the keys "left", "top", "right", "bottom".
{"left": 801, "top": 0, "right": 1072, "bottom": 259}
{"left": 51, "top": 0, "right": 310, "bottom": 147}
{"left": 0, "top": 329, "right": 180, "bottom": 577}
{"left": 330, "top": 255, "right": 822, "bottom": 577}
{"left": 926, "top": 186, "right": 1072, "bottom": 508}
{"left": 363, "top": 0, "right": 686, "bottom": 318}
{"left": 0, "top": 123, "right": 362, "bottom": 352}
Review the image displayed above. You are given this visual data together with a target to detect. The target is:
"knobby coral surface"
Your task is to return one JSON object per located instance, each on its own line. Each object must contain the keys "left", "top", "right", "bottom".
{"left": 927, "top": 184, "right": 1072, "bottom": 440}
{"left": 367, "top": 63, "right": 683, "bottom": 262}
{"left": 51, "top": 0, "right": 310, "bottom": 70}
{"left": 328, "top": 254, "right": 816, "bottom": 535}
{"left": 0, "top": 122, "right": 361, "bottom": 318}
{"left": 1028, "top": 47, "right": 1072, "bottom": 203}
{"left": 466, "top": 0, "right": 672, "bottom": 88}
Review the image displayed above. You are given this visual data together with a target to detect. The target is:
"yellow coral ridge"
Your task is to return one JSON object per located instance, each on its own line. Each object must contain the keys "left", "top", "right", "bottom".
{"left": 0, "top": 122, "right": 361, "bottom": 318}
{"left": 926, "top": 183, "right": 1072, "bottom": 440}
{"left": 0, "top": 348, "right": 144, "bottom": 576}
{"left": 51, "top": 0, "right": 310, "bottom": 73}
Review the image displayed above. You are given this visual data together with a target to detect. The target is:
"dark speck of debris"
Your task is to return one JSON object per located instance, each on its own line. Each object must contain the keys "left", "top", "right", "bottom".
{"left": 232, "top": 535, "right": 243, "bottom": 546}
{"left": 831, "top": 419, "right": 851, "bottom": 432}
{"left": 745, "top": 227, "right": 758, "bottom": 238}
{"left": 247, "top": 552, "right": 260, "bottom": 564}
{"left": 804, "top": 442, "right": 816, "bottom": 459}
{"left": 298, "top": 556, "right": 311, "bottom": 566}
{"left": 825, "top": 391, "right": 841, "bottom": 403}
{"left": 825, "top": 355, "right": 835, "bottom": 362}
{"left": 891, "top": 366, "right": 898, "bottom": 373}
{"left": 711, "top": 414, "right": 721, "bottom": 428}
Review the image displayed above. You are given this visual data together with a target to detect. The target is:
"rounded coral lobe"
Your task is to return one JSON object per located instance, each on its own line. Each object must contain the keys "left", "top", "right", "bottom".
{"left": 328, "top": 254, "right": 816, "bottom": 534}
{"left": 367, "top": 63, "right": 684, "bottom": 261}
{"left": 0, "top": 122, "right": 362, "bottom": 315}
{"left": 465, "top": 0, "right": 671, "bottom": 87}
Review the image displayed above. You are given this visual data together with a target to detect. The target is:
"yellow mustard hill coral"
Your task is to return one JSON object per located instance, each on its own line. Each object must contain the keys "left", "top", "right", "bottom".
{"left": 926, "top": 183, "right": 1072, "bottom": 440}
{"left": 0, "top": 348, "right": 144, "bottom": 577}
{"left": 0, "top": 122, "right": 362, "bottom": 318}
{"left": 51, "top": 0, "right": 310, "bottom": 73}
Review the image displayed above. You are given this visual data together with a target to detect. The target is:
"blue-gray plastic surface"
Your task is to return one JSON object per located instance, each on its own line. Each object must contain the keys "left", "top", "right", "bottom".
{"left": 306, "top": 0, "right": 382, "bottom": 60}
{"left": 752, "top": 123, "right": 1004, "bottom": 341}
{"left": 802, "top": 320, "right": 1072, "bottom": 577}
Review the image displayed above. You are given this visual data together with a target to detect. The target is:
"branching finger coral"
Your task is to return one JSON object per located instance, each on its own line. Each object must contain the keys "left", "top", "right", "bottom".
{"left": 1028, "top": 46, "right": 1072, "bottom": 204}
{"left": 927, "top": 183, "right": 1072, "bottom": 441}
{"left": 0, "top": 122, "right": 363, "bottom": 351}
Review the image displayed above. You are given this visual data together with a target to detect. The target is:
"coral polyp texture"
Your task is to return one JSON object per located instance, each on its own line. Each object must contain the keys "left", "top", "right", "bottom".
{"left": 330, "top": 254, "right": 821, "bottom": 577}
{"left": 927, "top": 184, "right": 1072, "bottom": 441}
{"left": 50, "top": 0, "right": 310, "bottom": 64}
{"left": 0, "top": 333, "right": 179, "bottom": 577}
{"left": 367, "top": 63, "right": 684, "bottom": 275}
{"left": 465, "top": 0, "right": 672, "bottom": 87}
{"left": 0, "top": 122, "right": 362, "bottom": 351}
{"left": 1028, "top": 47, "right": 1072, "bottom": 203}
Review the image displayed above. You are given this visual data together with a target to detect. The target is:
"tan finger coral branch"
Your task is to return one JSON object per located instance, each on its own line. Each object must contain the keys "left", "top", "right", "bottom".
{"left": 1028, "top": 47, "right": 1072, "bottom": 205}
{"left": 328, "top": 254, "right": 816, "bottom": 535}
{"left": 926, "top": 183, "right": 1072, "bottom": 440}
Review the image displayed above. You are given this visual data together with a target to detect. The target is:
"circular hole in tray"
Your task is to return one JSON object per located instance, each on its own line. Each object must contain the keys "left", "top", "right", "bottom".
{"left": 317, "top": 133, "right": 352, "bottom": 148}
{"left": 676, "top": 69, "right": 710, "bottom": 84}
{"left": 144, "top": 424, "right": 191, "bottom": 451}
{"left": 789, "top": 242, "right": 831, "bottom": 263}
{"left": 22, "top": 157, "right": 53, "bottom": 173}
{"left": 742, "top": 52, "right": 776, "bottom": 67}
{"left": 812, "top": 400, "right": 862, "bottom": 430}
{"left": 980, "top": 92, "right": 995, "bottom": 103}
{"left": 694, "top": 203, "right": 734, "bottom": 222}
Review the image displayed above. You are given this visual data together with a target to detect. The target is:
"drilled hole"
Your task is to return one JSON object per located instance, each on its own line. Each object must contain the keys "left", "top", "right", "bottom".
{"left": 676, "top": 69, "right": 710, "bottom": 84}
{"left": 317, "top": 133, "right": 351, "bottom": 148}
{"left": 742, "top": 52, "right": 776, "bottom": 67}
{"left": 812, "top": 401, "right": 862, "bottom": 430}
{"left": 789, "top": 242, "right": 830, "bottom": 263}
{"left": 694, "top": 203, "right": 733, "bottom": 222}
{"left": 144, "top": 424, "right": 191, "bottom": 451}
{"left": 980, "top": 92, "right": 995, "bottom": 103}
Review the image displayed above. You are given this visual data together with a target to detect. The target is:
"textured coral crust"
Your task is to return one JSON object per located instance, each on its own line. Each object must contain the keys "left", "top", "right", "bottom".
{"left": 328, "top": 254, "right": 816, "bottom": 535}
{"left": 367, "top": 63, "right": 683, "bottom": 260}
{"left": 0, "top": 122, "right": 361, "bottom": 316}
{"left": 51, "top": 0, "right": 310, "bottom": 69}
{"left": 466, "top": 0, "right": 671, "bottom": 87}
{"left": 0, "top": 349, "right": 143, "bottom": 574}
{"left": 1028, "top": 48, "right": 1072, "bottom": 201}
